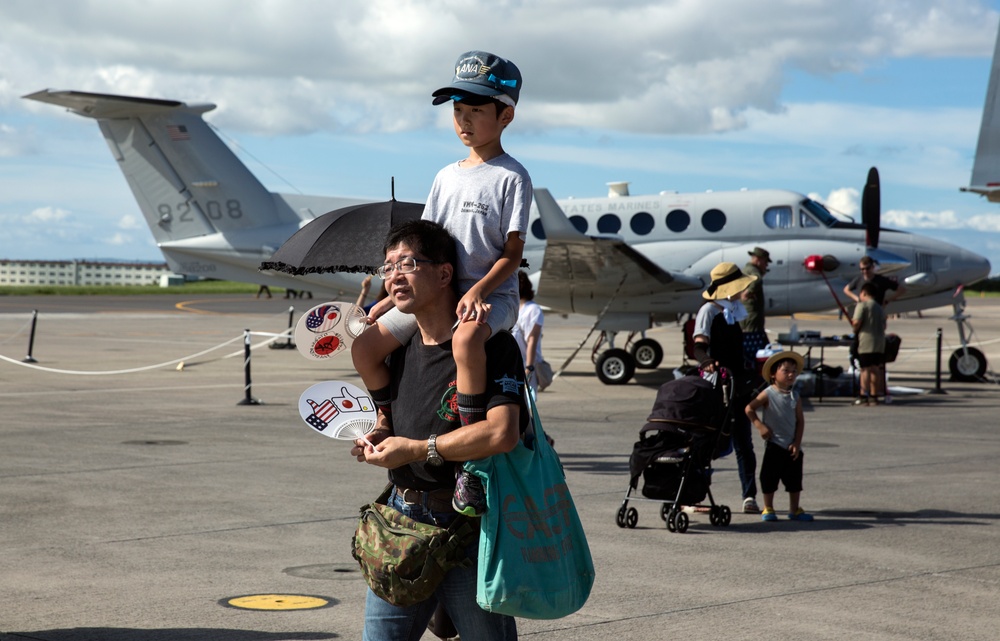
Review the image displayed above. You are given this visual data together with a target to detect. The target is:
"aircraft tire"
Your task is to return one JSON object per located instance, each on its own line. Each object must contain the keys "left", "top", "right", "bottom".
{"left": 596, "top": 348, "right": 636, "bottom": 385}
{"left": 948, "top": 347, "right": 987, "bottom": 382}
{"left": 630, "top": 338, "right": 664, "bottom": 369}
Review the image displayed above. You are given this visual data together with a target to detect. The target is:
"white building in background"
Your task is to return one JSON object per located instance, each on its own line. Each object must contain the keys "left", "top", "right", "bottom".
{"left": 0, "top": 259, "right": 174, "bottom": 287}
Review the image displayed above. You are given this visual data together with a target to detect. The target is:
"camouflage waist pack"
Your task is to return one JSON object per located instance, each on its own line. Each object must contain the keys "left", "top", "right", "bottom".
{"left": 352, "top": 487, "right": 476, "bottom": 607}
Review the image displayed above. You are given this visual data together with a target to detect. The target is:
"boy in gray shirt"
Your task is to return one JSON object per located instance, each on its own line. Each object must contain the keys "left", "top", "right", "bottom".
{"left": 352, "top": 51, "right": 532, "bottom": 517}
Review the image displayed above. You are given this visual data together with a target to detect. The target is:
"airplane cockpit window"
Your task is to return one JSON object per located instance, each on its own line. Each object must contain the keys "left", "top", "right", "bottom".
{"left": 598, "top": 214, "right": 621, "bottom": 234}
{"left": 702, "top": 208, "right": 726, "bottom": 232}
{"left": 799, "top": 198, "right": 839, "bottom": 227}
{"left": 666, "top": 209, "right": 690, "bottom": 232}
{"left": 570, "top": 215, "right": 588, "bottom": 233}
{"left": 763, "top": 206, "right": 793, "bottom": 229}
{"left": 799, "top": 209, "right": 819, "bottom": 228}
{"left": 630, "top": 212, "right": 654, "bottom": 235}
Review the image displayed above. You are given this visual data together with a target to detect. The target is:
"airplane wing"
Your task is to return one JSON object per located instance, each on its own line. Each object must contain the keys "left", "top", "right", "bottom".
{"left": 533, "top": 188, "right": 703, "bottom": 313}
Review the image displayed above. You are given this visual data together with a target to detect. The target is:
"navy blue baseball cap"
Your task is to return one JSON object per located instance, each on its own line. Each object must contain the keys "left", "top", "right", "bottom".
{"left": 431, "top": 51, "right": 522, "bottom": 107}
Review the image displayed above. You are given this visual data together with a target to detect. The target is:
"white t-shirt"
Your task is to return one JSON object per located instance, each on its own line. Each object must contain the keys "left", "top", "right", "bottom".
{"left": 422, "top": 153, "right": 532, "bottom": 319}
{"left": 512, "top": 300, "right": 544, "bottom": 365}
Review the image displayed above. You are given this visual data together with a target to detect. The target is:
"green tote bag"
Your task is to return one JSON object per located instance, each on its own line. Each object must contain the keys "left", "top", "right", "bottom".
{"left": 465, "top": 387, "right": 595, "bottom": 619}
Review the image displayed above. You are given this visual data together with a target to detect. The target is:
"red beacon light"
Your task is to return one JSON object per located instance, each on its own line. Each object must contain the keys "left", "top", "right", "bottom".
{"left": 803, "top": 254, "right": 840, "bottom": 273}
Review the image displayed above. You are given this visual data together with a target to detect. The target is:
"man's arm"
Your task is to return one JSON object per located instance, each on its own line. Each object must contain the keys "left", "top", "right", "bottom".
{"left": 357, "top": 402, "right": 520, "bottom": 469}
{"left": 843, "top": 277, "right": 860, "bottom": 303}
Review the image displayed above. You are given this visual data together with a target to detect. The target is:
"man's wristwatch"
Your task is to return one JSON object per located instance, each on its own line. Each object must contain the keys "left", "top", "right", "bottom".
{"left": 426, "top": 434, "right": 444, "bottom": 467}
{"left": 526, "top": 364, "right": 535, "bottom": 372}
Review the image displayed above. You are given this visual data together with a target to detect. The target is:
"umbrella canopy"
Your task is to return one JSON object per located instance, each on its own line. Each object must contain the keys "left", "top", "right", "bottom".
{"left": 260, "top": 199, "right": 424, "bottom": 275}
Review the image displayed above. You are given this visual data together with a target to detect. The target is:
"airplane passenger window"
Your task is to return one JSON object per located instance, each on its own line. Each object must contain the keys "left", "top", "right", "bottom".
{"left": 570, "top": 215, "right": 589, "bottom": 233}
{"left": 799, "top": 209, "right": 819, "bottom": 228}
{"left": 763, "top": 206, "right": 793, "bottom": 229}
{"left": 702, "top": 208, "right": 726, "bottom": 232}
{"left": 598, "top": 214, "right": 621, "bottom": 234}
{"left": 666, "top": 209, "right": 690, "bottom": 232}
{"left": 630, "top": 212, "right": 654, "bottom": 235}
{"left": 531, "top": 218, "right": 546, "bottom": 240}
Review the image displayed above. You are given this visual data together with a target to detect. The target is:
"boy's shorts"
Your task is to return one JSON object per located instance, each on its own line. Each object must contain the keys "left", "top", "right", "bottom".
{"left": 857, "top": 352, "right": 884, "bottom": 368}
{"left": 377, "top": 291, "right": 518, "bottom": 345}
{"left": 760, "top": 441, "right": 804, "bottom": 494}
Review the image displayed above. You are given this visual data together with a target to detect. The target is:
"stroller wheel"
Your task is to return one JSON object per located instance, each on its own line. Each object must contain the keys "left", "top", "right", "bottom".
{"left": 616, "top": 505, "right": 627, "bottom": 528}
{"left": 665, "top": 510, "right": 677, "bottom": 532}
{"left": 719, "top": 505, "right": 732, "bottom": 526}
{"left": 625, "top": 507, "right": 639, "bottom": 529}
{"left": 660, "top": 504, "right": 670, "bottom": 521}
{"left": 709, "top": 508, "right": 720, "bottom": 526}
{"left": 674, "top": 511, "right": 689, "bottom": 533}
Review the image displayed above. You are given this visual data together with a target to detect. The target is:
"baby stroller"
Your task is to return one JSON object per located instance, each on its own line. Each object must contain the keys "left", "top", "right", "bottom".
{"left": 616, "top": 371, "right": 734, "bottom": 533}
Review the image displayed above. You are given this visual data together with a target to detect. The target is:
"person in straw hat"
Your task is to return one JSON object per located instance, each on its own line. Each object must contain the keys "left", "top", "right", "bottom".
{"left": 744, "top": 349, "right": 814, "bottom": 522}
{"left": 692, "top": 262, "right": 760, "bottom": 513}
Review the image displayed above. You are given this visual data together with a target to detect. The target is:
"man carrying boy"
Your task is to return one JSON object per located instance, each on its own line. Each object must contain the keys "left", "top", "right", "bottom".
{"left": 851, "top": 282, "right": 887, "bottom": 406}
{"left": 745, "top": 350, "right": 814, "bottom": 522}
{"left": 352, "top": 51, "right": 532, "bottom": 517}
{"left": 351, "top": 219, "right": 526, "bottom": 641}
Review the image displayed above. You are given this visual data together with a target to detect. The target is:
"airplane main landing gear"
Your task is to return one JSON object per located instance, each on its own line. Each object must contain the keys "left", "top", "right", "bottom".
{"left": 629, "top": 337, "right": 664, "bottom": 369}
{"left": 596, "top": 348, "right": 636, "bottom": 385}
{"left": 592, "top": 331, "right": 665, "bottom": 384}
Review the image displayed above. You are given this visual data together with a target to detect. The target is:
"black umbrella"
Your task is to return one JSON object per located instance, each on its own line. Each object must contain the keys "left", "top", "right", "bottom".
{"left": 260, "top": 198, "right": 424, "bottom": 275}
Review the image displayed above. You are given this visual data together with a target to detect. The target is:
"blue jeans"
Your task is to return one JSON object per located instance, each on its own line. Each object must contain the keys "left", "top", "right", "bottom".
{"left": 362, "top": 488, "right": 518, "bottom": 641}
{"left": 732, "top": 411, "right": 757, "bottom": 500}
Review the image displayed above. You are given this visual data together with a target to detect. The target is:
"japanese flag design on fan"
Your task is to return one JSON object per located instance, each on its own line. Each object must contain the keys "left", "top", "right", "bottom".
{"left": 298, "top": 381, "right": 377, "bottom": 447}
{"left": 294, "top": 301, "right": 368, "bottom": 360}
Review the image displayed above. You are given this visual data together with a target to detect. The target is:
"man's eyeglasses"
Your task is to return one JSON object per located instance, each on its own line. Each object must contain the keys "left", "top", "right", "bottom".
{"left": 376, "top": 257, "right": 442, "bottom": 279}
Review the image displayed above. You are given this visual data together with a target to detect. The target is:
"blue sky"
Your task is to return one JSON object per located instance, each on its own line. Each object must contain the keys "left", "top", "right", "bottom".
{"left": 3, "top": 0, "right": 1000, "bottom": 275}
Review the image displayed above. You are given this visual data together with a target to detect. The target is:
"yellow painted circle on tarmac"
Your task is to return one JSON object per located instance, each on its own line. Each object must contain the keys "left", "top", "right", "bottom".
{"left": 224, "top": 594, "right": 333, "bottom": 611}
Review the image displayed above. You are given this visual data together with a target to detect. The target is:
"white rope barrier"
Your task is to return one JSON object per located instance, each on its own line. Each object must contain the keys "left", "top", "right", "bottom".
{"left": 0, "top": 309, "right": 296, "bottom": 375}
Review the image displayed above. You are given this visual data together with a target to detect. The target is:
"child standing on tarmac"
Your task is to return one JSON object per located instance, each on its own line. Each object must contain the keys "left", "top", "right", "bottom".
{"left": 745, "top": 350, "right": 815, "bottom": 522}
{"left": 352, "top": 51, "right": 532, "bottom": 518}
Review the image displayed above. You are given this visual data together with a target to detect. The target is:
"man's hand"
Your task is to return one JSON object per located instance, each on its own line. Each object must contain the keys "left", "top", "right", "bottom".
{"left": 359, "top": 435, "right": 423, "bottom": 469}
{"left": 352, "top": 428, "right": 390, "bottom": 462}
{"left": 788, "top": 443, "right": 801, "bottom": 460}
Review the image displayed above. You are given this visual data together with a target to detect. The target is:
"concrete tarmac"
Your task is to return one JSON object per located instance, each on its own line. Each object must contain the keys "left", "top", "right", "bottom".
{"left": 1, "top": 295, "right": 998, "bottom": 640}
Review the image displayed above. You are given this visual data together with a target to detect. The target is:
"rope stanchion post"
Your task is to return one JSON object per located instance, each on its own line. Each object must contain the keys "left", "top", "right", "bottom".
{"left": 237, "top": 328, "right": 263, "bottom": 406}
{"left": 269, "top": 306, "right": 296, "bottom": 350}
{"left": 23, "top": 309, "right": 39, "bottom": 363}
{"left": 929, "top": 327, "right": 946, "bottom": 395}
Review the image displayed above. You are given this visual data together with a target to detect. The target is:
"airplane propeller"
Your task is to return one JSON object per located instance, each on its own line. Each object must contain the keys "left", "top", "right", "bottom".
{"left": 862, "top": 166, "right": 880, "bottom": 249}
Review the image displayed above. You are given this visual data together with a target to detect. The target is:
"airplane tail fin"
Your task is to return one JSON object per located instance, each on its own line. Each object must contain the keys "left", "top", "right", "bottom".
{"left": 23, "top": 89, "right": 286, "bottom": 244}
{"left": 965, "top": 29, "right": 1000, "bottom": 202}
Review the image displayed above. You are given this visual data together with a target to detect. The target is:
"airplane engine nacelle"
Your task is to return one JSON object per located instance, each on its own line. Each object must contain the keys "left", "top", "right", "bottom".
{"left": 803, "top": 254, "right": 840, "bottom": 273}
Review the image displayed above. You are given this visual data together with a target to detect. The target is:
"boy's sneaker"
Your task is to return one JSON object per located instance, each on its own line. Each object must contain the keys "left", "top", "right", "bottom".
{"left": 853, "top": 397, "right": 869, "bottom": 406}
{"left": 453, "top": 470, "right": 487, "bottom": 517}
{"left": 787, "top": 508, "right": 814, "bottom": 522}
{"left": 742, "top": 497, "right": 760, "bottom": 514}
{"left": 761, "top": 508, "right": 778, "bottom": 522}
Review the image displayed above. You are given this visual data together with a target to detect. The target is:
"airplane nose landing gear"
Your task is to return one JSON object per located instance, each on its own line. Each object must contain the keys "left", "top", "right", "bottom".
{"left": 949, "top": 293, "right": 989, "bottom": 381}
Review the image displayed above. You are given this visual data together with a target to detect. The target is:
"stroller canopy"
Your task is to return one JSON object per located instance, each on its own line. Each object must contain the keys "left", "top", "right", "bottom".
{"left": 641, "top": 375, "right": 724, "bottom": 434}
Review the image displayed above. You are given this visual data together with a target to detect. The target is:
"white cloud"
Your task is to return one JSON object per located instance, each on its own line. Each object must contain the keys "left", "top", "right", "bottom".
{"left": 105, "top": 232, "right": 132, "bottom": 246}
{"left": 117, "top": 214, "right": 142, "bottom": 230}
{"left": 2, "top": 0, "right": 997, "bottom": 137}
{"left": 27, "top": 206, "right": 71, "bottom": 223}
{"left": 813, "top": 187, "right": 861, "bottom": 220}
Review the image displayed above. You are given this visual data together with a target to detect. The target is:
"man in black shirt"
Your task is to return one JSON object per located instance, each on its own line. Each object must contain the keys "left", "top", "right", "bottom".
{"left": 842, "top": 255, "right": 906, "bottom": 308}
{"left": 351, "top": 219, "right": 525, "bottom": 641}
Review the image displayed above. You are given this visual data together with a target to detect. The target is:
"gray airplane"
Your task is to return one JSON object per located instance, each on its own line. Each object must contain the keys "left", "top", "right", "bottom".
{"left": 25, "top": 89, "right": 990, "bottom": 384}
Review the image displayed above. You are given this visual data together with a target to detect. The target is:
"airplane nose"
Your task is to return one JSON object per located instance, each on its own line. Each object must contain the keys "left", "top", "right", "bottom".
{"left": 955, "top": 249, "right": 992, "bottom": 287}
